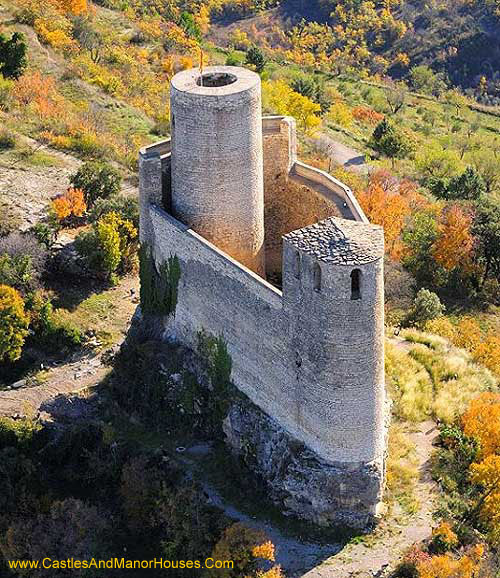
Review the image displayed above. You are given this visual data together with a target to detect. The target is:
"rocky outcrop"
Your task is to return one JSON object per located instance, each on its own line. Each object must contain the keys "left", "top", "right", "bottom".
{"left": 224, "top": 399, "right": 385, "bottom": 530}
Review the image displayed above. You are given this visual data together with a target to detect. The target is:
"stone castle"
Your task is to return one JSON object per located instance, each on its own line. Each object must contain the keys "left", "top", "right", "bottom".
{"left": 139, "top": 66, "right": 387, "bottom": 528}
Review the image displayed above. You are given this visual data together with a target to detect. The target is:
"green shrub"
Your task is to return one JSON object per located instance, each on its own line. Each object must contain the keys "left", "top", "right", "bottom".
{"left": 30, "top": 222, "right": 59, "bottom": 250}
{"left": 225, "top": 52, "right": 241, "bottom": 66}
{"left": 245, "top": 45, "right": 266, "bottom": 74}
{"left": 403, "top": 289, "right": 445, "bottom": 328}
{"left": 0, "top": 32, "right": 27, "bottom": 80}
{"left": 0, "top": 74, "right": 14, "bottom": 110}
{"left": 0, "top": 233, "right": 48, "bottom": 295}
{"left": 89, "top": 195, "right": 139, "bottom": 229}
{"left": 29, "top": 296, "right": 83, "bottom": 350}
{"left": 75, "top": 212, "right": 137, "bottom": 280}
{"left": 70, "top": 161, "right": 122, "bottom": 207}
{"left": 0, "top": 417, "right": 41, "bottom": 451}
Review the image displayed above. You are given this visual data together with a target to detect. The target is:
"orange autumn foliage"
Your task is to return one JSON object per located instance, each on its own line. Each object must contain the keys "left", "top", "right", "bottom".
{"left": 454, "top": 317, "right": 483, "bottom": 352}
{"left": 358, "top": 181, "right": 411, "bottom": 259}
{"left": 51, "top": 188, "right": 86, "bottom": 222}
{"left": 470, "top": 455, "right": 500, "bottom": 544}
{"left": 462, "top": 393, "right": 500, "bottom": 458}
{"left": 14, "top": 71, "right": 66, "bottom": 124}
{"left": 55, "top": 0, "right": 87, "bottom": 15}
{"left": 473, "top": 336, "right": 500, "bottom": 376}
{"left": 417, "top": 545, "right": 484, "bottom": 578}
{"left": 252, "top": 540, "right": 275, "bottom": 562}
{"left": 432, "top": 205, "right": 475, "bottom": 272}
{"left": 352, "top": 105, "right": 384, "bottom": 125}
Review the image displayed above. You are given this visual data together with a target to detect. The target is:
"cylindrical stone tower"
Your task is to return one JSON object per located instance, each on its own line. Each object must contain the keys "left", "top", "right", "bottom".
{"left": 282, "top": 217, "right": 386, "bottom": 467}
{"left": 170, "top": 66, "right": 265, "bottom": 275}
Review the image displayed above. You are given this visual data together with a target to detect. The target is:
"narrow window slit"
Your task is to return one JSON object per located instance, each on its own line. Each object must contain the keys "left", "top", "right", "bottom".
{"left": 313, "top": 263, "right": 321, "bottom": 292}
{"left": 351, "top": 269, "right": 361, "bottom": 300}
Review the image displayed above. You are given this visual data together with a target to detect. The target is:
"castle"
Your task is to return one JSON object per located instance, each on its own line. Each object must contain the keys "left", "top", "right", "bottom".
{"left": 139, "top": 66, "right": 387, "bottom": 528}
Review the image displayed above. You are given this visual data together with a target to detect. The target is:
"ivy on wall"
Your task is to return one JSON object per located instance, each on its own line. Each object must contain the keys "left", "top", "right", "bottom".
{"left": 139, "top": 243, "right": 181, "bottom": 316}
{"left": 198, "top": 329, "right": 233, "bottom": 434}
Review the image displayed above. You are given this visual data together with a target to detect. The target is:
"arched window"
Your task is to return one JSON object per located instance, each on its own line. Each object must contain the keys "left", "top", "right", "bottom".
{"left": 313, "top": 263, "right": 321, "bottom": 292}
{"left": 294, "top": 251, "right": 301, "bottom": 279}
{"left": 351, "top": 269, "right": 361, "bottom": 300}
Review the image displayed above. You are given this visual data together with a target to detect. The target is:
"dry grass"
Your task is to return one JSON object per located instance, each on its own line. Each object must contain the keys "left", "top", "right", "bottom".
{"left": 386, "top": 330, "right": 498, "bottom": 424}
{"left": 385, "top": 422, "right": 420, "bottom": 517}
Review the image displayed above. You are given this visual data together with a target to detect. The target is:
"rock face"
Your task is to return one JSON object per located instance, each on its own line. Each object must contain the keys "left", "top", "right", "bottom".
{"left": 223, "top": 398, "right": 385, "bottom": 529}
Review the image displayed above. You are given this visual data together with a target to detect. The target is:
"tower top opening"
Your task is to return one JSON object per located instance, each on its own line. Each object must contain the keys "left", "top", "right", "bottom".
{"left": 171, "top": 66, "right": 260, "bottom": 98}
{"left": 197, "top": 72, "right": 237, "bottom": 87}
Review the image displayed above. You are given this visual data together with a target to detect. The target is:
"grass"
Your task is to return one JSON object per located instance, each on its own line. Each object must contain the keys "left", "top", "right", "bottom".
{"left": 387, "top": 331, "right": 498, "bottom": 424}
{"left": 385, "top": 422, "right": 420, "bottom": 518}
{"left": 50, "top": 276, "right": 138, "bottom": 350}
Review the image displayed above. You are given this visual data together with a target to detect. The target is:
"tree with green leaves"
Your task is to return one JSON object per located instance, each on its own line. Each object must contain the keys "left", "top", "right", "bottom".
{"left": 446, "top": 166, "right": 486, "bottom": 200}
{"left": 473, "top": 197, "right": 500, "bottom": 286}
{"left": 408, "top": 65, "right": 447, "bottom": 96}
{"left": 179, "top": 11, "right": 201, "bottom": 41}
{"left": 0, "top": 32, "right": 27, "bottom": 80}
{"left": 404, "top": 288, "right": 445, "bottom": 328}
{"left": 290, "top": 73, "right": 331, "bottom": 113}
{"left": 370, "top": 119, "right": 414, "bottom": 167}
{"left": 245, "top": 45, "right": 266, "bottom": 74}
{"left": 70, "top": 161, "right": 122, "bottom": 207}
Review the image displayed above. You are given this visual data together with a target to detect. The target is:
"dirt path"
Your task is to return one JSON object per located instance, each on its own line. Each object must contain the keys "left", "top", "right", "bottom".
{"left": 310, "top": 134, "right": 371, "bottom": 175}
{"left": 301, "top": 421, "right": 438, "bottom": 578}
{"left": 0, "top": 276, "right": 139, "bottom": 419}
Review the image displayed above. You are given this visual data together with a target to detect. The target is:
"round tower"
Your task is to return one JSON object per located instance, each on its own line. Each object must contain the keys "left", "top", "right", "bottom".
{"left": 170, "top": 66, "right": 265, "bottom": 275}
{"left": 282, "top": 217, "right": 386, "bottom": 466}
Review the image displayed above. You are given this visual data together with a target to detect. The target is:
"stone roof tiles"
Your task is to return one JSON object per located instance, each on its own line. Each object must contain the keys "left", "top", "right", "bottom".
{"left": 283, "top": 217, "right": 384, "bottom": 265}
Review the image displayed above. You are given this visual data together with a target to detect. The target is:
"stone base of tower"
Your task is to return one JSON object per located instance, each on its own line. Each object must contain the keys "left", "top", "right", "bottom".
{"left": 223, "top": 398, "right": 386, "bottom": 530}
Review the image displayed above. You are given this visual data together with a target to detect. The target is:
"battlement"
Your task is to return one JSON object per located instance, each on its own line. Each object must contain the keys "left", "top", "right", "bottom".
{"left": 138, "top": 67, "right": 387, "bottom": 526}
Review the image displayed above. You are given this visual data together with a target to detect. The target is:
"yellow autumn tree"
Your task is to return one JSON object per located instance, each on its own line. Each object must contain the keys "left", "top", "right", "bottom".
{"left": 208, "top": 523, "right": 280, "bottom": 578}
{"left": 0, "top": 285, "right": 29, "bottom": 362}
{"left": 417, "top": 545, "right": 484, "bottom": 578}
{"left": 326, "top": 101, "right": 353, "bottom": 127}
{"left": 462, "top": 393, "right": 500, "bottom": 459}
{"left": 262, "top": 80, "right": 321, "bottom": 134}
{"left": 194, "top": 4, "right": 211, "bottom": 35}
{"left": 470, "top": 455, "right": 500, "bottom": 545}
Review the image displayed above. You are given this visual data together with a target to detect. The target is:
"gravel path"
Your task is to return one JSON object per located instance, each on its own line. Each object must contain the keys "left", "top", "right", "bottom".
{"left": 310, "top": 134, "right": 371, "bottom": 175}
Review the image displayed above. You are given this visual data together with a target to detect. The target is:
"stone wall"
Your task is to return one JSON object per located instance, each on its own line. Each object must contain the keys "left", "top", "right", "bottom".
{"left": 263, "top": 118, "right": 341, "bottom": 278}
{"left": 148, "top": 206, "right": 385, "bottom": 467}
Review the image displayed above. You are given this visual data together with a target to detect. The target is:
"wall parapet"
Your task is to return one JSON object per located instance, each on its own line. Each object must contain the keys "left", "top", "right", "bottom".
{"left": 262, "top": 116, "right": 367, "bottom": 223}
{"left": 140, "top": 138, "right": 171, "bottom": 159}
{"left": 150, "top": 204, "right": 283, "bottom": 307}
{"left": 290, "top": 161, "right": 367, "bottom": 222}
